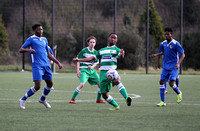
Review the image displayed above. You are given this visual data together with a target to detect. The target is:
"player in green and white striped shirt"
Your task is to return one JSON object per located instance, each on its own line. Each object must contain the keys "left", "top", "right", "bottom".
{"left": 69, "top": 36, "right": 105, "bottom": 104}
{"left": 73, "top": 33, "right": 132, "bottom": 110}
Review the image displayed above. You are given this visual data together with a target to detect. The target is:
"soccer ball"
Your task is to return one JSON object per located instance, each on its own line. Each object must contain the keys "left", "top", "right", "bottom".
{"left": 106, "top": 69, "right": 118, "bottom": 81}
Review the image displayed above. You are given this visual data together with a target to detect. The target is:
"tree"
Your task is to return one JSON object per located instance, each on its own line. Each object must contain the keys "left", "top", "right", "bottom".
{"left": 138, "top": 0, "right": 165, "bottom": 67}
{"left": 117, "top": 29, "right": 145, "bottom": 69}
{"left": 0, "top": 14, "right": 9, "bottom": 55}
{"left": 183, "top": 31, "right": 200, "bottom": 70}
{"left": 123, "top": 13, "right": 132, "bottom": 28}
{"left": 139, "top": 0, "right": 165, "bottom": 48}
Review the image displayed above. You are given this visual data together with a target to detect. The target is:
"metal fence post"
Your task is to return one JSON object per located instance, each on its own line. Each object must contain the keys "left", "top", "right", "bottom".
{"left": 146, "top": 0, "right": 149, "bottom": 74}
{"left": 22, "top": 0, "right": 26, "bottom": 72}
{"left": 52, "top": 0, "right": 55, "bottom": 71}
{"left": 180, "top": 0, "right": 183, "bottom": 74}
{"left": 114, "top": 0, "right": 117, "bottom": 33}
{"left": 82, "top": 0, "right": 85, "bottom": 48}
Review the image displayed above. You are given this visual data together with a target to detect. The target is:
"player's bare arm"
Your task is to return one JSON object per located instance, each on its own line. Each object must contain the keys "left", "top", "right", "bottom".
{"left": 88, "top": 64, "right": 98, "bottom": 69}
{"left": 19, "top": 47, "right": 35, "bottom": 54}
{"left": 73, "top": 56, "right": 95, "bottom": 62}
{"left": 152, "top": 52, "right": 164, "bottom": 57}
{"left": 76, "top": 62, "right": 81, "bottom": 78}
{"left": 118, "top": 49, "right": 125, "bottom": 58}
{"left": 47, "top": 51, "right": 63, "bottom": 69}
{"left": 175, "top": 53, "right": 185, "bottom": 69}
{"left": 151, "top": 52, "right": 163, "bottom": 68}
{"left": 157, "top": 55, "right": 161, "bottom": 69}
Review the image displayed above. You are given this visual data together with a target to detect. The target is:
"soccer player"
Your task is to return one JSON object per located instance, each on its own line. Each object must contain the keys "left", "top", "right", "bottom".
{"left": 152, "top": 27, "right": 185, "bottom": 107}
{"left": 73, "top": 33, "right": 132, "bottom": 110}
{"left": 69, "top": 36, "right": 105, "bottom": 104}
{"left": 152, "top": 53, "right": 180, "bottom": 94}
{"left": 18, "top": 24, "right": 63, "bottom": 109}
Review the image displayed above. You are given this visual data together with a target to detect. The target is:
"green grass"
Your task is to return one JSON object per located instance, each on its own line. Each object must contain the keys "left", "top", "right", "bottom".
{"left": 0, "top": 72, "right": 200, "bottom": 131}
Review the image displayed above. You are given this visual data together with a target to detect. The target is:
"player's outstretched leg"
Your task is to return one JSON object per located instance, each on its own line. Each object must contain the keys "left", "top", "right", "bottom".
{"left": 105, "top": 95, "right": 119, "bottom": 110}
{"left": 117, "top": 83, "right": 132, "bottom": 106}
{"left": 19, "top": 87, "right": 36, "bottom": 109}
{"left": 39, "top": 86, "right": 51, "bottom": 108}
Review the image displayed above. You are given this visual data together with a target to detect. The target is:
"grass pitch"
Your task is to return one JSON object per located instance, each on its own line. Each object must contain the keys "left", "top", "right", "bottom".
{"left": 0, "top": 72, "right": 200, "bottom": 131}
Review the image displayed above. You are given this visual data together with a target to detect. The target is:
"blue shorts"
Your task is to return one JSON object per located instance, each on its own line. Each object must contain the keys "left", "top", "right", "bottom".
{"left": 160, "top": 68, "right": 179, "bottom": 81}
{"left": 32, "top": 66, "right": 53, "bottom": 81}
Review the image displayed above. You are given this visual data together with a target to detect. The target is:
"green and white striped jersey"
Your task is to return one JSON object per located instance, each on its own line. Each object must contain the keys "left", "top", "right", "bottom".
{"left": 95, "top": 45, "right": 121, "bottom": 70}
{"left": 77, "top": 47, "right": 99, "bottom": 69}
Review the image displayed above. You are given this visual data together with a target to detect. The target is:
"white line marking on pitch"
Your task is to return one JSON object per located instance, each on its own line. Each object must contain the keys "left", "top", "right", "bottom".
{"left": 0, "top": 93, "right": 140, "bottom": 103}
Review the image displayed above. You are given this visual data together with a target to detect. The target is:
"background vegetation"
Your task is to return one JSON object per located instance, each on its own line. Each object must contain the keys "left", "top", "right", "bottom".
{"left": 0, "top": 0, "right": 200, "bottom": 70}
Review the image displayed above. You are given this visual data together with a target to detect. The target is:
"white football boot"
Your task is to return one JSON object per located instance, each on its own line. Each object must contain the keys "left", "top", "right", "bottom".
{"left": 39, "top": 100, "right": 51, "bottom": 108}
{"left": 19, "top": 99, "right": 26, "bottom": 110}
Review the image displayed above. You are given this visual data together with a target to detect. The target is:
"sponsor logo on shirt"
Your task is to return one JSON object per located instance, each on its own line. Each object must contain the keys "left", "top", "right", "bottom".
{"left": 102, "top": 55, "right": 112, "bottom": 59}
{"left": 83, "top": 53, "right": 94, "bottom": 58}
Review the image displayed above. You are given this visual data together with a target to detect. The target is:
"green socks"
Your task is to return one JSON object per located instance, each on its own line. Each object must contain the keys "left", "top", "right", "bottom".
{"left": 96, "top": 88, "right": 102, "bottom": 100}
{"left": 71, "top": 88, "right": 80, "bottom": 100}
{"left": 117, "top": 83, "right": 128, "bottom": 99}
{"left": 106, "top": 95, "right": 119, "bottom": 107}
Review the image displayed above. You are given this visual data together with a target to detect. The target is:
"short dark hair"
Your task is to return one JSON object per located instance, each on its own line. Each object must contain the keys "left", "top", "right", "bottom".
{"left": 32, "top": 24, "right": 42, "bottom": 31}
{"left": 108, "top": 32, "right": 117, "bottom": 37}
{"left": 164, "top": 27, "right": 173, "bottom": 33}
{"left": 86, "top": 36, "right": 97, "bottom": 43}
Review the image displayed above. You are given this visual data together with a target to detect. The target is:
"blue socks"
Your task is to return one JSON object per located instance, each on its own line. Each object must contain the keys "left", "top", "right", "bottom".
{"left": 21, "top": 86, "right": 51, "bottom": 101}
{"left": 172, "top": 84, "right": 180, "bottom": 94}
{"left": 40, "top": 86, "right": 51, "bottom": 101}
{"left": 160, "top": 85, "right": 165, "bottom": 103}
{"left": 21, "top": 87, "right": 36, "bottom": 100}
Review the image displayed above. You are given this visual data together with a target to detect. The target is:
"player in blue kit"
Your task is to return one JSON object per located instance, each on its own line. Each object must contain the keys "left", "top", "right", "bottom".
{"left": 19, "top": 24, "right": 63, "bottom": 109}
{"left": 154, "top": 54, "right": 180, "bottom": 94}
{"left": 152, "top": 27, "right": 185, "bottom": 107}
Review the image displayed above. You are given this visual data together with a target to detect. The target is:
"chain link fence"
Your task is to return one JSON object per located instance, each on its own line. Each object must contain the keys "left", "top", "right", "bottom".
{"left": 1, "top": 0, "right": 199, "bottom": 70}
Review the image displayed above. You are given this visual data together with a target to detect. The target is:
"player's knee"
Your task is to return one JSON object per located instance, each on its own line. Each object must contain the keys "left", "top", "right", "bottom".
{"left": 112, "top": 79, "right": 120, "bottom": 85}
{"left": 102, "top": 93, "right": 108, "bottom": 100}
{"left": 34, "top": 86, "right": 40, "bottom": 91}
{"left": 47, "top": 82, "right": 53, "bottom": 88}
{"left": 169, "top": 83, "right": 174, "bottom": 87}
{"left": 159, "top": 80, "right": 164, "bottom": 85}
{"left": 79, "top": 83, "right": 85, "bottom": 89}
{"left": 169, "top": 81, "right": 175, "bottom": 87}
{"left": 34, "top": 81, "right": 41, "bottom": 91}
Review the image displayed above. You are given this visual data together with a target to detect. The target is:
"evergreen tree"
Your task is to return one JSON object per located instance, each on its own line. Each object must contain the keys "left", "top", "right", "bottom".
{"left": 0, "top": 14, "right": 9, "bottom": 55}
{"left": 139, "top": 0, "right": 165, "bottom": 48}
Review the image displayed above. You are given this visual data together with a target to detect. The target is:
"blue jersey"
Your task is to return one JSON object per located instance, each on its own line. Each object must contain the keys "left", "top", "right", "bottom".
{"left": 22, "top": 35, "right": 50, "bottom": 67}
{"left": 48, "top": 46, "right": 54, "bottom": 55}
{"left": 158, "top": 39, "right": 184, "bottom": 70}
